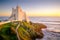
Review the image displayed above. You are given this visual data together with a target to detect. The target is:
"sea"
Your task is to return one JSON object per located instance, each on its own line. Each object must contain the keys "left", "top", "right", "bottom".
{"left": 0, "top": 16, "right": 60, "bottom": 40}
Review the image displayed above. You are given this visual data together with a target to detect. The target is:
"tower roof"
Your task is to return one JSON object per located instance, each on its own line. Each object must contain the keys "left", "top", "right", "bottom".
{"left": 16, "top": 5, "right": 22, "bottom": 11}
{"left": 16, "top": 5, "right": 21, "bottom": 9}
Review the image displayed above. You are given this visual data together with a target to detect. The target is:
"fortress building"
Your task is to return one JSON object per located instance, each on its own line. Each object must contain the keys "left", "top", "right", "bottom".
{"left": 9, "top": 5, "right": 29, "bottom": 22}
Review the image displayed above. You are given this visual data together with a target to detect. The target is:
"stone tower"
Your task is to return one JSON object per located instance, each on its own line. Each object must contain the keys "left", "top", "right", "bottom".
{"left": 9, "top": 5, "right": 29, "bottom": 22}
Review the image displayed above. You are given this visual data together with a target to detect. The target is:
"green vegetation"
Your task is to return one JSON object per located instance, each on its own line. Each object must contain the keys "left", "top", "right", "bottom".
{"left": 0, "top": 21, "right": 47, "bottom": 40}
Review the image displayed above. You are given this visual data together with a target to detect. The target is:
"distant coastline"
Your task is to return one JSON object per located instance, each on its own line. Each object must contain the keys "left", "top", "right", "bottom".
{"left": 0, "top": 16, "right": 60, "bottom": 22}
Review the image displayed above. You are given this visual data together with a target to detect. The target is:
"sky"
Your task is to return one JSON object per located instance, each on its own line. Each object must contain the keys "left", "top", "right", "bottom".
{"left": 0, "top": 0, "right": 60, "bottom": 17}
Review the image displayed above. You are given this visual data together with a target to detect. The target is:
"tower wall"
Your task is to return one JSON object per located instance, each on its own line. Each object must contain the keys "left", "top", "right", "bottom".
{"left": 9, "top": 5, "right": 29, "bottom": 22}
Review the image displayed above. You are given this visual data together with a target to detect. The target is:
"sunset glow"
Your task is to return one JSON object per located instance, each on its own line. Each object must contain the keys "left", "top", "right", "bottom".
{"left": 0, "top": 0, "right": 60, "bottom": 17}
